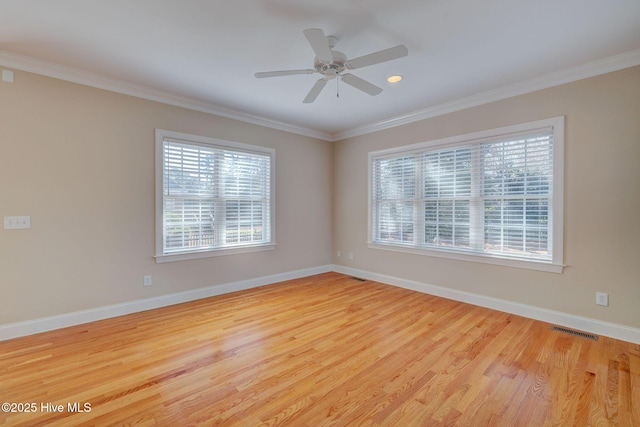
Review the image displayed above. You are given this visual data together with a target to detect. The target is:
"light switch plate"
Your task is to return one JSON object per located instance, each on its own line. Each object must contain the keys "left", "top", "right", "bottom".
{"left": 4, "top": 216, "right": 31, "bottom": 229}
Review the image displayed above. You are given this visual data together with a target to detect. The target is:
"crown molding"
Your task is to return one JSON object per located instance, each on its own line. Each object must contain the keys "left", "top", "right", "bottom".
{"left": 2, "top": 49, "right": 639, "bottom": 143}
{"left": 331, "top": 49, "right": 640, "bottom": 140}
{"left": 0, "top": 50, "right": 333, "bottom": 141}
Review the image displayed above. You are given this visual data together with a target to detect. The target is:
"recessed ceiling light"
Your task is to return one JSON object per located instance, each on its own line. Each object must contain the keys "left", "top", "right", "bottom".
{"left": 387, "top": 75, "right": 403, "bottom": 83}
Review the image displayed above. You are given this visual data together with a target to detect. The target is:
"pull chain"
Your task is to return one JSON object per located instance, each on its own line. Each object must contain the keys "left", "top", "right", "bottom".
{"left": 336, "top": 77, "right": 340, "bottom": 99}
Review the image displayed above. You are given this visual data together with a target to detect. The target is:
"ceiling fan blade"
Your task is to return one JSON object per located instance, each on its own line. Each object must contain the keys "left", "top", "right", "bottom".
{"left": 346, "top": 45, "right": 408, "bottom": 70}
{"left": 341, "top": 74, "right": 383, "bottom": 96}
{"left": 255, "top": 69, "right": 316, "bottom": 78}
{"left": 303, "top": 28, "right": 334, "bottom": 63}
{"left": 303, "top": 78, "right": 328, "bottom": 103}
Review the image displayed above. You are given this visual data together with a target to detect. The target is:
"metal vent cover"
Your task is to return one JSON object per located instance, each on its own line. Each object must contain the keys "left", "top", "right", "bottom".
{"left": 551, "top": 326, "right": 599, "bottom": 340}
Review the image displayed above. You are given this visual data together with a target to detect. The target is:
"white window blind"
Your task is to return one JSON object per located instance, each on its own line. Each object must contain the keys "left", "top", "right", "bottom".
{"left": 369, "top": 117, "right": 564, "bottom": 271}
{"left": 156, "top": 130, "right": 274, "bottom": 261}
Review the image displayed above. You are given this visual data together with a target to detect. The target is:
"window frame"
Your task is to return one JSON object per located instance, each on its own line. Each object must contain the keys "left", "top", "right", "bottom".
{"left": 155, "top": 129, "right": 275, "bottom": 263}
{"left": 368, "top": 117, "right": 564, "bottom": 273}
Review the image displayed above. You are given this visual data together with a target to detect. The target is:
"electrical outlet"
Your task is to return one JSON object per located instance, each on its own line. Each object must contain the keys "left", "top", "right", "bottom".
{"left": 143, "top": 275, "right": 153, "bottom": 287}
{"left": 596, "top": 292, "right": 608, "bottom": 306}
{"left": 2, "top": 70, "right": 14, "bottom": 83}
{"left": 348, "top": 252, "right": 354, "bottom": 260}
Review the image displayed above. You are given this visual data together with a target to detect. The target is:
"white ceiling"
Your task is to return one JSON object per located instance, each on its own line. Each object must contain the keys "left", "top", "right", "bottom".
{"left": 1, "top": 0, "right": 640, "bottom": 140}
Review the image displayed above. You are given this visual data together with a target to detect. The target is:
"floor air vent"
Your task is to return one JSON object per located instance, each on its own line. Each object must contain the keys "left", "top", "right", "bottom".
{"left": 350, "top": 277, "right": 367, "bottom": 282}
{"left": 551, "top": 326, "right": 599, "bottom": 341}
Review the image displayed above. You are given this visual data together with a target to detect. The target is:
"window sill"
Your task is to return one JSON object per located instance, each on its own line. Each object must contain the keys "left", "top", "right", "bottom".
{"left": 367, "top": 242, "right": 563, "bottom": 273}
{"left": 155, "top": 243, "right": 276, "bottom": 264}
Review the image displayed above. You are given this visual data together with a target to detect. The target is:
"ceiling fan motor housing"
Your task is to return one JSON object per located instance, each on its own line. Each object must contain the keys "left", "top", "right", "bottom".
{"left": 315, "top": 50, "right": 347, "bottom": 78}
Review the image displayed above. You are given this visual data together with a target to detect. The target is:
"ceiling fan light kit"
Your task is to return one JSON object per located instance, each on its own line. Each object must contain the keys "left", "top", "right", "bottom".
{"left": 255, "top": 28, "right": 408, "bottom": 103}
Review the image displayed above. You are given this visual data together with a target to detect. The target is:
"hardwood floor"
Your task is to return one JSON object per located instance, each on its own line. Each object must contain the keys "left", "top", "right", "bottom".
{"left": 1, "top": 272, "right": 638, "bottom": 426}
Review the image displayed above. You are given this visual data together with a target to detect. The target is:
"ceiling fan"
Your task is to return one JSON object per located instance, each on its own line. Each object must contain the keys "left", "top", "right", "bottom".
{"left": 255, "top": 28, "right": 408, "bottom": 103}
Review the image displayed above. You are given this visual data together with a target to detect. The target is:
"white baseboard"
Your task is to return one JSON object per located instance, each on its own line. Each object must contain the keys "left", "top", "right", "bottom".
{"left": 3, "top": 264, "right": 638, "bottom": 345}
{"left": 332, "top": 264, "right": 640, "bottom": 345}
{"left": 0, "top": 265, "right": 332, "bottom": 342}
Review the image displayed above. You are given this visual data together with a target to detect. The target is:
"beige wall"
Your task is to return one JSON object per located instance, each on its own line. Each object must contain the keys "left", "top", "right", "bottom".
{"left": 2, "top": 65, "right": 639, "bottom": 332}
{"left": 333, "top": 66, "right": 640, "bottom": 329}
{"left": 0, "top": 70, "right": 333, "bottom": 324}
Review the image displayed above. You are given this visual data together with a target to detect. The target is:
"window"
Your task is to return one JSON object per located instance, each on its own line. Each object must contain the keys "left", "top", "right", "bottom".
{"left": 369, "top": 117, "right": 564, "bottom": 272}
{"left": 155, "top": 129, "right": 275, "bottom": 262}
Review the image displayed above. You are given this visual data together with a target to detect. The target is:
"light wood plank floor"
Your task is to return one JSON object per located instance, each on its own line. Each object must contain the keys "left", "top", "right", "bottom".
{"left": 1, "top": 272, "right": 638, "bottom": 426}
